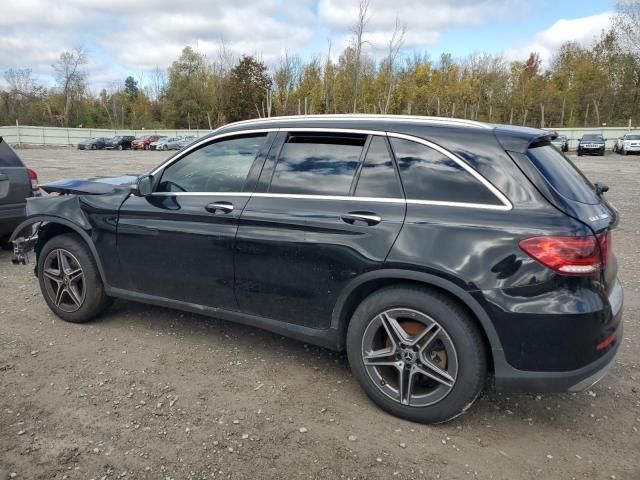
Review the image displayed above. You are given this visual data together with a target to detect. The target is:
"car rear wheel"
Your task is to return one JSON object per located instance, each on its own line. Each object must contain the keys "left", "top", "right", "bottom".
{"left": 117, "top": 144, "right": 123, "bottom": 151}
{"left": 163, "top": 145, "right": 168, "bottom": 151}
{"left": 37, "top": 234, "right": 113, "bottom": 323}
{"left": 346, "top": 285, "right": 487, "bottom": 424}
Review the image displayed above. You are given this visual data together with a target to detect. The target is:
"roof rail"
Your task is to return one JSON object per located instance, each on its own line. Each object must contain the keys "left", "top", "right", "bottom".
{"left": 222, "top": 114, "right": 493, "bottom": 130}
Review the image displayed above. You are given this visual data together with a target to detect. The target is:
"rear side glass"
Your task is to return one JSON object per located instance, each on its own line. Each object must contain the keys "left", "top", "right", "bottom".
{"left": 526, "top": 145, "right": 599, "bottom": 205}
{"left": 269, "top": 134, "right": 365, "bottom": 196}
{"left": 0, "top": 139, "right": 25, "bottom": 167}
{"left": 389, "top": 137, "right": 501, "bottom": 205}
{"left": 355, "top": 137, "right": 402, "bottom": 198}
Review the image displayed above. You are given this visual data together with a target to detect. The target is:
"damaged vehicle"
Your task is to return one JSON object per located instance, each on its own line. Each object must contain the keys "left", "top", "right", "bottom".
{"left": 10, "top": 115, "right": 623, "bottom": 424}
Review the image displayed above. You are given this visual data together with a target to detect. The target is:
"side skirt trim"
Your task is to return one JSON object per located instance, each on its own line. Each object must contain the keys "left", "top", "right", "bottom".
{"left": 107, "top": 287, "right": 341, "bottom": 350}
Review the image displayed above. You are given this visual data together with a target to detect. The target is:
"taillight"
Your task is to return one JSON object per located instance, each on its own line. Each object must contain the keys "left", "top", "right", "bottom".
{"left": 27, "top": 168, "right": 39, "bottom": 192}
{"left": 596, "top": 230, "right": 611, "bottom": 270}
{"left": 519, "top": 235, "right": 601, "bottom": 275}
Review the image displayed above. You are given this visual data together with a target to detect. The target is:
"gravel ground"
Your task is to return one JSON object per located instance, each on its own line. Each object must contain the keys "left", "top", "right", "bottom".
{"left": 1, "top": 148, "right": 639, "bottom": 480}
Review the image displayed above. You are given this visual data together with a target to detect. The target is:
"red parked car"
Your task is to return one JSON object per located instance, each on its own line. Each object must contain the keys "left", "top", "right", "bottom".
{"left": 131, "top": 135, "right": 162, "bottom": 150}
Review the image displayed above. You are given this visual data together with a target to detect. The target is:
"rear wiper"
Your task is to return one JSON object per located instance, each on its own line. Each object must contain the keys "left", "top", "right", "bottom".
{"left": 594, "top": 182, "right": 609, "bottom": 196}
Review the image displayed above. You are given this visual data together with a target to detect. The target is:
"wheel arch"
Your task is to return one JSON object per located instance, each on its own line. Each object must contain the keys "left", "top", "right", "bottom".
{"left": 331, "top": 269, "right": 505, "bottom": 369}
{"left": 10, "top": 216, "right": 108, "bottom": 286}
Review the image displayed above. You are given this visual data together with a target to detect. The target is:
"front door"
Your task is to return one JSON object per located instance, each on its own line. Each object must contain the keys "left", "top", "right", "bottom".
{"left": 116, "top": 132, "right": 273, "bottom": 309}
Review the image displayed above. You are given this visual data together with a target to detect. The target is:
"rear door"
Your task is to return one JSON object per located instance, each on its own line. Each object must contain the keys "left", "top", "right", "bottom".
{"left": 0, "top": 139, "right": 30, "bottom": 226}
{"left": 234, "top": 131, "right": 406, "bottom": 329}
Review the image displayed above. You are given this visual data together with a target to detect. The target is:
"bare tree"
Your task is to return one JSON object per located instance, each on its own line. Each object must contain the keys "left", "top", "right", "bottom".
{"left": 274, "top": 51, "right": 302, "bottom": 114}
{"left": 614, "top": 0, "right": 640, "bottom": 59}
{"left": 352, "top": 0, "right": 370, "bottom": 112}
{"left": 52, "top": 47, "right": 89, "bottom": 126}
{"left": 379, "top": 16, "right": 406, "bottom": 114}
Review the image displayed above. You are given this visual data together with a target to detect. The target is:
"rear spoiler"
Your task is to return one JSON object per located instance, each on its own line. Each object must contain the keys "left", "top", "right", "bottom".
{"left": 494, "top": 126, "right": 554, "bottom": 153}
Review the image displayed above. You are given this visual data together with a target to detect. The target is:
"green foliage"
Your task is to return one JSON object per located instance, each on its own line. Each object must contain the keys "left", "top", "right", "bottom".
{"left": 2, "top": 28, "right": 640, "bottom": 129}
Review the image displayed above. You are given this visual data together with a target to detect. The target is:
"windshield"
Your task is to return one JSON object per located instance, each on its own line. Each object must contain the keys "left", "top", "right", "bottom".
{"left": 626, "top": 135, "right": 640, "bottom": 140}
{"left": 582, "top": 134, "right": 603, "bottom": 141}
{"left": 527, "top": 145, "right": 600, "bottom": 205}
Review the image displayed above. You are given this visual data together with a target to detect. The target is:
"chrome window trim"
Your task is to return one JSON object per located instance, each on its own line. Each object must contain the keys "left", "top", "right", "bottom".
{"left": 149, "top": 128, "right": 279, "bottom": 176}
{"left": 252, "top": 193, "right": 405, "bottom": 203}
{"left": 146, "top": 126, "right": 511, "bottom": 211}
{"left": 386, "top": 132, "right": 512, "bottom": 211}
{"left": 150, "top": 192, "right": 251, "bottom": 197}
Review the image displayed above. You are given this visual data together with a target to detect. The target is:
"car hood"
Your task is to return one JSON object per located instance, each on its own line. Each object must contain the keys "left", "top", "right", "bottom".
{"left": 40, "top": 175, "right": 139, "bottom": 195}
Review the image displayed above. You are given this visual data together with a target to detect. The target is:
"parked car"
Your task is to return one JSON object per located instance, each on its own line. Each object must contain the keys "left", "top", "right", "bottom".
{"left": 0, "top": 137, "right": 39, "bottom": 249}
{"left": 166, "top": 136, "right": 195, "bottom": 150}
{"left": 104, "top": 136, "right": 135, "bottom": 150}
{"left": 151, "top": 137, "right": 176, "bottom": 151}
{"left": 614, "top": 132, "right": 640, "bottom": 155}
{"left": 132, "top": 135, "right": 162, "bottom": 150}
{"left": 550, "top": 134, "right": 568, "bottom": 152}
{"left": 77, "top": 137, "right": 108, "bottom": 150}
{"left": 9, "top": 115, "right": 622, "bottom": 424}
{"left": 577, "top": 134, "right": 606, "bottom": 156}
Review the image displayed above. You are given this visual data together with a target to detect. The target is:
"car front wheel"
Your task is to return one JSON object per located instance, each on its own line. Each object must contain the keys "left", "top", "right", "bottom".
{"left": 37, "top": 234, "right": 113, "bottom": 323}
{"left": 346, "top": 285, "right": 487, "bottom": 424}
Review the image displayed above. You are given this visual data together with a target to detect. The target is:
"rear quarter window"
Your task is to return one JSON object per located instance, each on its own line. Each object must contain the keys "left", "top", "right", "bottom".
{"left": 0, "top": 139, "right": 25, "bottom": 167}
{"left": 526, "top": 145, "right": 600, "bottom": 204}
{"left": 389, "top": 137, "right": 503, "bottom": 206}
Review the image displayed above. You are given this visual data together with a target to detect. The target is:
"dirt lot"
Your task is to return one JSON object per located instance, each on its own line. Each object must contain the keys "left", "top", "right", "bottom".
{"left": 1, "top": 148, "right": 639, "bottom": 480}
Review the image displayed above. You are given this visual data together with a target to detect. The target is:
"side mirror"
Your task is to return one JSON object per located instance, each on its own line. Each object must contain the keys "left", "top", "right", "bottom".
{"left": 135, "top": 174, "right": 153, "bottom": 197}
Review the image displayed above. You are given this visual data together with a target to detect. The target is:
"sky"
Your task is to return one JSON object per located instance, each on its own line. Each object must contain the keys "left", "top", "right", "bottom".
{"left": 0, "top": 0, "right": 614, "bottom": 92}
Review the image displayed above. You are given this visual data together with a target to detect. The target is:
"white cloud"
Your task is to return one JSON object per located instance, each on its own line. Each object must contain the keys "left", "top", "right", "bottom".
{"left": 505, "top": 12, "right": 614, "bottom": 66}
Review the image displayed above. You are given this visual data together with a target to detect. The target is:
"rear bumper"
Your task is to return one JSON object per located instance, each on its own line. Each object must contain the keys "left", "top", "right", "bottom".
{"left": 493, "top": 279, "right": 623, "bottom": 392}
{"left": 0, "top": 203, "right": 26, "bottom": 236}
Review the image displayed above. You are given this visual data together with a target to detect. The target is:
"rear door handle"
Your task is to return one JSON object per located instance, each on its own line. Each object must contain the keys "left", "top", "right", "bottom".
{"left": 0, "top": 173, "right": 8, "bottom": 181}
{"left": 341, "top": 211, "right": 382, "bottom": 226}
{"left": 205, "top": 201, "right": 234, "bottom": 214}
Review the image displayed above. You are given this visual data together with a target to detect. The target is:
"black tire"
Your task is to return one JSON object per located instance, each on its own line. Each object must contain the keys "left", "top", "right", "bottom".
{"left": 37, "top": 234, "right": 113, "bottom": 323}
{"left": 117, "top": 144, "right": 123, "bottom": 151}
{"left": 163, "top": 145, "right": 168, "bottom": 151}
{"left": 346, "top": 285, "right": 487, "bottom": 424}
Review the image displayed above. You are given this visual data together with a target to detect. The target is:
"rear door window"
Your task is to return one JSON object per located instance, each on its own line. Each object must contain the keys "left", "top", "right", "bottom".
{"left": 389, "top": 137, "right": 503, "bottom": 206}
{"left": 526, "top": 145, "right": 599, "bottom": 204}
{"left": 355, "top": 136, "right": 402, "bottom": 198}
{"left": 269, "top": 134, "right": 365, "bottom": 196}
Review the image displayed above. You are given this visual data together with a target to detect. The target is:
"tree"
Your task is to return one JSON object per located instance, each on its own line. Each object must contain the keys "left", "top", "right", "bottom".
{"left": 351, "top": 0, "right": 370, "bottom": 112}
{"left": 614, "top": 0, "right": 640, "bottom": 59}
{"left": 164, "top": 46, "right": 216, "bottom": 128}
{"left": 224, "top": 55, "right": 272, "bottom": 122}
{"left": 52, "top": 47, "right": 89, "bottom": 126}
{"left": 124, "top": 76, "right": 139, "bottom": 100}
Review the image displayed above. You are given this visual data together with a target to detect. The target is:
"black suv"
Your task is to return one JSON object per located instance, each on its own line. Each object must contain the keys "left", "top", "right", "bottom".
{"left": 104, "top": 135, "right": 135, "bottom": 150}
{"left": 0, "top": 138, "right": 39, "bottom": 249}
{"left": 577, "top": 134, "right": 606, "bottom": 156}
{"left": 10, "top": 116, "right": 623, "bottom": 423}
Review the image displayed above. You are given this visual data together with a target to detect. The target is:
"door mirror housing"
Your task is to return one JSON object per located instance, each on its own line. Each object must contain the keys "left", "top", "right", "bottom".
{"left": 135, "top": 174, "right": 153, "bottom": 196}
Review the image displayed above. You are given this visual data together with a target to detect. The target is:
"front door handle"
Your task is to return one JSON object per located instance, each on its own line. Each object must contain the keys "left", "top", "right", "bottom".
{"left": 341, "top": 211, "right": 382, "bottom": 226}
{"left": 0, "top": 173, "right": 8, "bottom": 181}
{"left": 205, "top": 201, "right": 234, "bottom": 214}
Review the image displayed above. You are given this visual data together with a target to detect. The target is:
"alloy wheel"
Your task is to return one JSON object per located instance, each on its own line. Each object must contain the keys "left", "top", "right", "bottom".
{"left": 42, "top": 248, "right": 86, "bottom": 313}
{"left": 361, "top": 308, "right": 458, "bottom": 407}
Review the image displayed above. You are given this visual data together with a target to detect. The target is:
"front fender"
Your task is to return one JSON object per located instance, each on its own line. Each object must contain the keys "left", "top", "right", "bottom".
{"left": 9, "top": 215, "right": 109, "bottom": 289}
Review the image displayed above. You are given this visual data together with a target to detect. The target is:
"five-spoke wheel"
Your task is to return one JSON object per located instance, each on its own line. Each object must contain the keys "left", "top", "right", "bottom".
{"left": 37, "top": 233, "right": 113, "bottom": 323}
{"left": 347, "top": 285, "right": 487, "bottom": 424}
{"left": 42, "top": 248, "right": 86, "bottom": 312}
{"left": 362, "top": 308, "right": 458, "bottom": 407}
